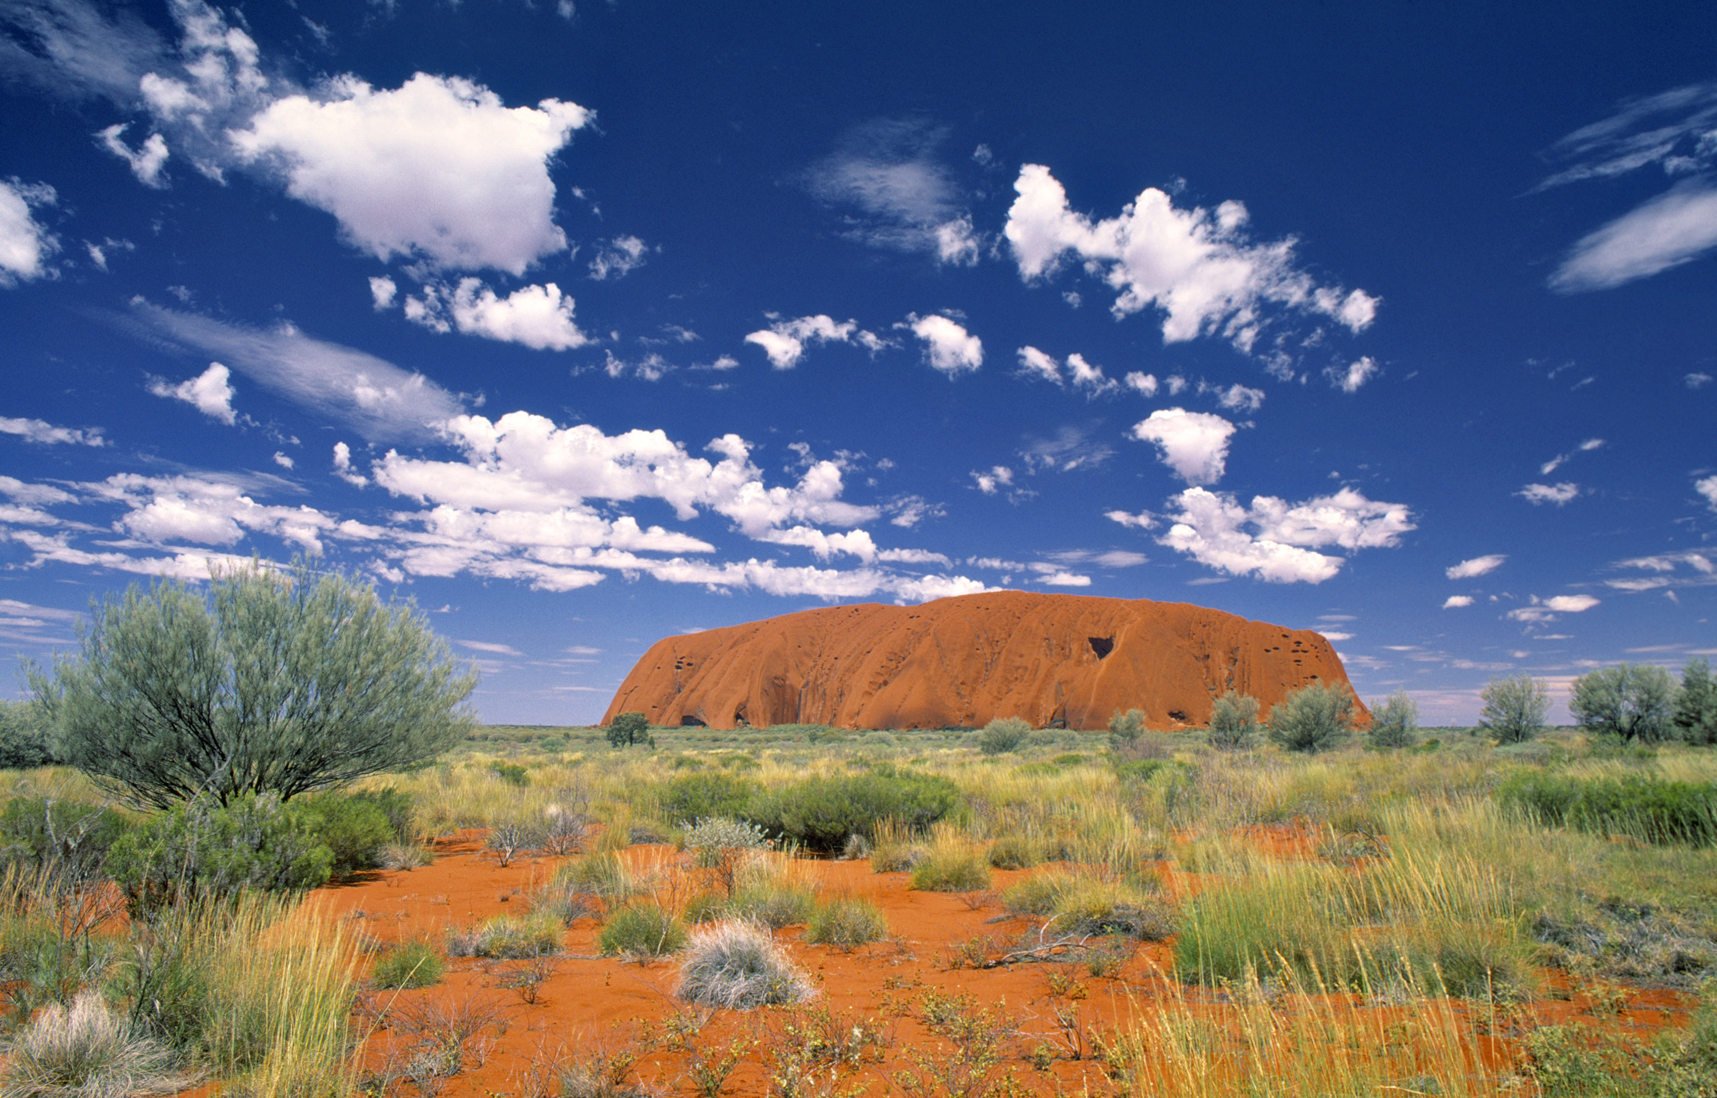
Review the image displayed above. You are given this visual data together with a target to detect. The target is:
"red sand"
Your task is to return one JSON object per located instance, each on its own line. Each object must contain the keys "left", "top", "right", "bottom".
{"left": 603, "top": 590, "right": 1361, "bottom": 732}
{"left": 310, "top": 830, "right": 1697, "bottom": 1098}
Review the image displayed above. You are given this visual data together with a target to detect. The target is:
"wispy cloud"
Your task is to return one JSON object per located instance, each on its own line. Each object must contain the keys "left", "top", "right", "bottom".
{"left": 803, "top": 119, "right": 979, "bottom": 265}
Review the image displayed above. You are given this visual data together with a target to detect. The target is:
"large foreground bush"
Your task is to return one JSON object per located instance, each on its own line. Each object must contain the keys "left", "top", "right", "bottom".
{"left": 107, "top": 794, "right": 335, "bottom": 913}
{"left": 31, "top": 557, "right": 476, "bottom": 809}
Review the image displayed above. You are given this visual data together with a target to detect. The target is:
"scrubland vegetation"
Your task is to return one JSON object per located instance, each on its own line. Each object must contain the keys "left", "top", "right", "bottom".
{"left": 4, "top": 562, "right": 1716, "bottom": 1096}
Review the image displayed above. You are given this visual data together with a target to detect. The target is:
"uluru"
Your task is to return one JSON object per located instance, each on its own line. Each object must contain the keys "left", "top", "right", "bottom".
{"left": 603, "top": 590, "right": 1363, "bottom": 731}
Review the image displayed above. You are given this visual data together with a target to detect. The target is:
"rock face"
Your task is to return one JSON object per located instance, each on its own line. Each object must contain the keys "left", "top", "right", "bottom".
{"left": 602, "top": 590, "right": 1363, "bottom": 731}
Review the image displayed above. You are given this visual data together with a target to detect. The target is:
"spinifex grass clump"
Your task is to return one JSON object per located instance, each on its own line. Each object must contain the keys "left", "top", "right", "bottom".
{"left": 372, "top": 938, "right": 444, "bottom": 989}
{"left": 908, "top": 840, "right": 991, "bottom": 893}
{"left": 1002, "top": 867, "right": 1173, "bottom": 940}
{"left": 447, "top": 912, "right": 562, "bottom": 959}
{"left": 869, "top": 817, "right": 927, "bottom": 873}
{"left": 597, "top": 903, "right": 687, "bottom": 959}
{"left": 0, "top": 989, "right": 184, "bottom": 1098}
{"left": 805, "top": 895, "right": 889, "bottom": 949}
{"left": 675, "top": 921, "right": 814, "bottom": 1009}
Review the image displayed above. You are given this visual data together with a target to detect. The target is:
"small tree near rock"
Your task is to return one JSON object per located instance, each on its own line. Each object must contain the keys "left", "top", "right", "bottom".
{"left": 1267, "top": 682, "right": 1355, "bottom": 753}
{"left": 1107, "top": 709, "right": 1146, "bottom": 750}
{"left": 606, "top": 712, "right": 653, "bottom": 749}
{"left": 979, "top": 716, "right": 1031, "bottom": 755}
{"left": 1479, "top": 674, "right": 1549, "bottom": 744}
{"left": 1367, "top": 690, "right": 1419, "bottom": 749}
{"left": 1208, "top": 691, "right": 1260, "bottom": 750}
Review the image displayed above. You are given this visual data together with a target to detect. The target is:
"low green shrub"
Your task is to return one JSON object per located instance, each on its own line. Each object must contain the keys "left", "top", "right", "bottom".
{"left": 805, "top": 896, "right": 889, "bottom": 948}
{"left": 0, "top": 797, "right": 127, "bottom": 881}
{"left": 986, "top": 835, "right": 1046, "bottom": 870}
{"left": 372, "top": 939, "right": 444, "bottom": 989}
{"left": 1499, "top": 773, "right": 1717, "bottom": 846}
{"left": 657, "top": 772, "right": 762, "bottom": 824}
{"left": 728, "top": 876, "right": 817, "bottom": 929}
{"left": 909, "top": 846, "right": 990, "bottom": 892}
{"left": 289, "top": 793, "right": 395, "bottom": 876}
{"left": 978, "top": 716, "right": 1031, "bottom": 756}
{"left": 682, "top": 891, "right": 729, "bottom": 924}
{"left": 489, "top": 761, "right": 530, "bottom": 787}
{"left": 348, "top": 787, "right": 418, "bottom": 845}
{"left": 597, "top": 904, "right": 687, "bottom": 958}
{"left": 745, "top": 766, "right": 959, "bottom": 853}
{"left": 106, "top": 794, "right": 333, "bottom": 913}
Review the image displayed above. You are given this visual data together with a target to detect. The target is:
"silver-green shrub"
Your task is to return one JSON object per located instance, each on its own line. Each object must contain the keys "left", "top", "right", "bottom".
{"left": 31, "top": 558, "right": 475, "bottom": 809}
{"left": 1480, "top": 674, "right": 1550, "bottom": 744}
{"left": 1366, "top": 690, "right": 1419, "bottom": 749}
{"left": 1266, "top": 683, "right": 1355, "bottom": 753}
{"left": 1208, "top": 691, "right": 1261, "bottom": 750}
{"left": 978, "top": 716, "right": 1032, "bottom": 755}
{"left": 1570, "top": 664, "right": 1678, "bottom": 743}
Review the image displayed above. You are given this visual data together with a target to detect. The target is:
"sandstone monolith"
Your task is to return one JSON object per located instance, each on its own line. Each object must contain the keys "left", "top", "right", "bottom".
{"left": 603, "top": 590, "right": 1362, "bottom": 732}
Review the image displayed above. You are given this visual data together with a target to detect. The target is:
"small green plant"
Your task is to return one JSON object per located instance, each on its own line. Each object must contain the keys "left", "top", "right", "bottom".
{"left": 675, "top": 921, "right": 814, "bottom": 1009}
{"left": 606, "top": 712, "right": 653, "bottom": 749}
{"left": 1107, "top": 709, "right": 1146, "bottom": 750}
{"left": 1366, "top": 690, "right": 1419, "bottom": 749}
{"left": 1267, "top": 683, "right": 1355, "bottom": 753}
{"left": 909, "top": 845, "right": 991, "bottom": 892}
{"left": 986, "top": 834, "right": 1045, "bottom": 870}
{"left": 447, "top": 912, "right": 562, "bottom": 958}
{"left": 1208, "top": 690, "right": 1261, "bottom": 750}
{"left": 978, "top": 716, "right": 1031, "bottom": 756}
{"left": 806, "top": 895, "right": 889, "bottom": 949}
{"left": 489, "top": 760, "right": 530, "bottom": 786}
{"left": 1480, "top": 673, "right": 1550, "bottom": 743}
{"left": 373, "top": 938, "right": 444, "bottom": 989}
{"left": 290, "top": 792, "right": 396, "bottom": 876}
{"left": 597, "top": 904, "right": 687, "bottom": 959}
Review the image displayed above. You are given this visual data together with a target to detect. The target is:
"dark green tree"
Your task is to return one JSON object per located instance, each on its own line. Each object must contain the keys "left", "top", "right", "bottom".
{"left": 1672, "top": 657, "right": 1717, "bottom": 745}
{"left": 606, "top": 711, "right": 652, "bottom": 748}
{"left": 30, "top": 558, "right": 476, "bottom": 809}
{"left": 1570, "top": 663, "right": 1678, "bottom": 743}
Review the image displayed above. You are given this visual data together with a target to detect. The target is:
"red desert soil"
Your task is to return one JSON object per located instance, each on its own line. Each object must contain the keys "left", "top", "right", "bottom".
{"left": 603, "top": 590, "right": 1362, "bottom": 732}
{"left": 308, "top": 832, "right": 1695, "bottom": 1098}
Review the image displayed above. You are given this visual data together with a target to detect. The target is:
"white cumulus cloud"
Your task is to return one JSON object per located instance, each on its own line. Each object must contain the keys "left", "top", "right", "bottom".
{"left": 1155, "top": 486, "right": 1414, "bottom": 584}
{"left": 1327, "top": 356, "right": 1378, "bottom": 393}
{"left": 402, "top": 279, "right": 589, "bottom": 350}
{"left": 905, "top": 314, "right": 982, "bottom": 376}
{"left": 1130, "top": 408, "right": 1236, "bottom": 486}
{"left": 1446, "top": 554, "right": 1506, "bottom": 579}
{"left": 0, "top": 416, "right": 104, "bottom": 446}
{"left": 743, "top": 314, "right": 879, "bottom": 370}
{"left": 230, "top": 73, "right": 590, "bottom": 275}
{"left": 1443, "top": 595, "right": 1475, "bottom": 608}
{"left": 1003, "top": 163, "right": 1378, "bottom": 353}
{"left": 148, "top": 362, "right": 236, "bottom": 424}
{"left": 0, "top": 179, "right": 57, "bottom": 284}
{"left": 589, "top": 235, "right": 648, "bottom": 280}
{"left": 97, "top": 123, "right": 169, "bottom": 186}
{"left": 1698, "top": 475, "right": 1717, "bottom": 510}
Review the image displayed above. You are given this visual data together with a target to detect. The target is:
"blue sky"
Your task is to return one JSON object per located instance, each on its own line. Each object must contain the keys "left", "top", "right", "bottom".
{"left": 1, "top": 0, "right": 1713, "bottom": 726}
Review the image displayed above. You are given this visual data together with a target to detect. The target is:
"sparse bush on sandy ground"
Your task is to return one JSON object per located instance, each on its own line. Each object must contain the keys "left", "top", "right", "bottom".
{"left": 675, "top": 920, "right": 815, "bottom": 1009}
{"left": 805, "top": 895, "right": 889, "bottom": 949}
{"left": 446, "top": 912, "right": 562, "bottom": 958}
{"left": 908, "top": 839, "right": 991, "bottom": 892}
{"left": 978, "top": 716, "right": 1032, "bottom": 755}
{"left": 597, "top": 903, "right": 687, "bottom": 958}
{"left": 372, "top": 938, "right": 443, "bottom": 989}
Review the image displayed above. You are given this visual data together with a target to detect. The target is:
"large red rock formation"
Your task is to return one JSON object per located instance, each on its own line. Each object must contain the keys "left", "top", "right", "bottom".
{"left": 602, "top": 590, "right": 1363, "bottom": 731}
